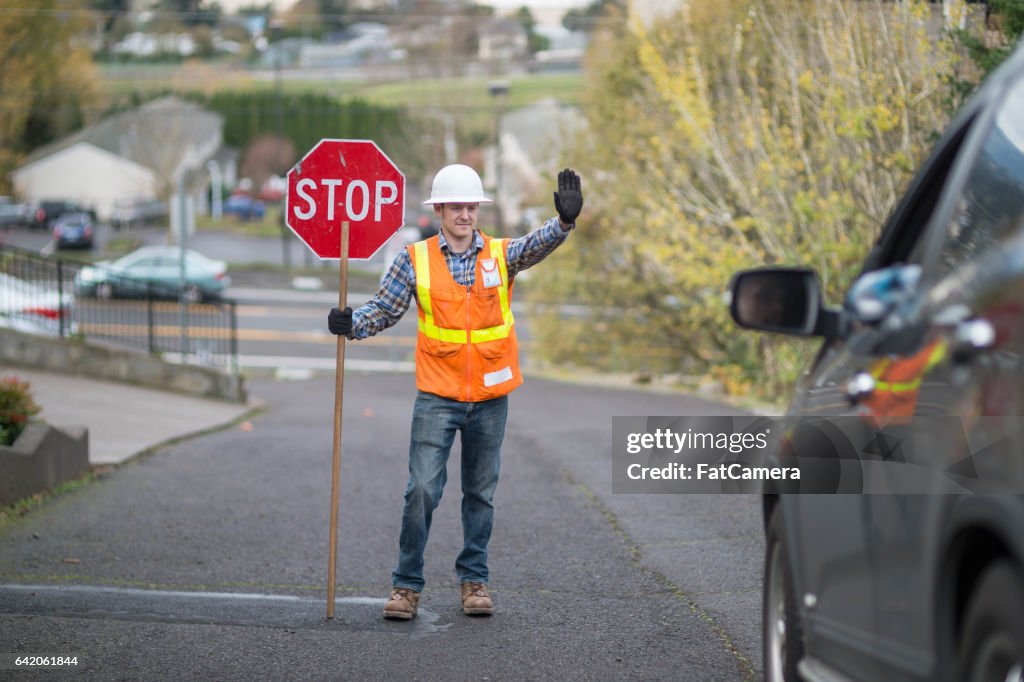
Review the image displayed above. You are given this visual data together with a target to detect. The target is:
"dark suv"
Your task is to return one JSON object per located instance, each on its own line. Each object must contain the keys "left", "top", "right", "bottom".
{"left": 729, "top": 42, "right": 1024, "bottom": 682}
{"left": 34, "top": 200, "right": 92, "bottom": 229}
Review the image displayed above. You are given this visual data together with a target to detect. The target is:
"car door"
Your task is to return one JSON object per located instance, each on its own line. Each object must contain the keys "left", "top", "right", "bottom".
{"left": 121, "top": 256, "right": 164, "bottom": 295}
{"left": 778, "top": 78, "right": 995, "bottom": 675}
{"left": 862, "top": 68, "right": 1024, "bottom": 674}
{"left": 789, "top": 68, "right": 1024, "bottom": 680}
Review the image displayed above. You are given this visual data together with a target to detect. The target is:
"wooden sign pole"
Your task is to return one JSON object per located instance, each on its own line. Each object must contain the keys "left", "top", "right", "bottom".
{"left": 327, "top": 220, "right": 350, "bottom": 620}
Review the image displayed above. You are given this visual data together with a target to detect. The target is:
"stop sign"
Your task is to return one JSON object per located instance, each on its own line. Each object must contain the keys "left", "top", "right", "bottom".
{"left": 286, "top": 139, "right": 405, "bottom": 260}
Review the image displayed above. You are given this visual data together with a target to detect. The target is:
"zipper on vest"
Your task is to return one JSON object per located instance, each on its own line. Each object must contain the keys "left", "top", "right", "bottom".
{"left": 465, "top": 287, "right": 472, "bottom": 401}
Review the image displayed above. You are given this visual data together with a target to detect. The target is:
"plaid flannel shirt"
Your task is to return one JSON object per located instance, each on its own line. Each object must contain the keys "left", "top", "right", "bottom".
{"left": 348, "top": 217, "right": 570, "bottom": 339}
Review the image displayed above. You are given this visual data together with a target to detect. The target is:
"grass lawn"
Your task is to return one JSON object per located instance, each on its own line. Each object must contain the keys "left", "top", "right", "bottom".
{"left": 196, "top": 209, "right": 286, "bottom": 238}
{"left": 100, "top": 62, "right": 584, "bottom": 111}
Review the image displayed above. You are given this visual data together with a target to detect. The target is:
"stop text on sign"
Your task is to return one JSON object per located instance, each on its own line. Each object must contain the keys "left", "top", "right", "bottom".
{"left": 285, "top": 138, "right": 405, "bottom": 260}
{"left": 291, "top": 178, "right": 400, "bottom": 223}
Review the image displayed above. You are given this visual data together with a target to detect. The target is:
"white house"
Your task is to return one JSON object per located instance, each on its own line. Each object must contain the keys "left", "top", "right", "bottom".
{"left": 11, "top": 96, "right": 225, "bottom": 222}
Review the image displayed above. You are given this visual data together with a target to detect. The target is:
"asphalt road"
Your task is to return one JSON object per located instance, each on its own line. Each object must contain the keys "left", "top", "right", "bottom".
{"left": 0, "top": 372, "right": 763, "bottom": 681}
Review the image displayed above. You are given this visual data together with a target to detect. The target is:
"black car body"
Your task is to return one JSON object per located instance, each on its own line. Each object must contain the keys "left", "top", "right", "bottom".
{"left": 34, "top": 200, "right": 95, "bottom": 229}
{"left": 729, "top": 43, "right": 1024, "bottom": 682}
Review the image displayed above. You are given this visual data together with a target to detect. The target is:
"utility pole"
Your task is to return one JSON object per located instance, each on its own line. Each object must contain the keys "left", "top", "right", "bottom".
{"left": 276, "top": 49, "right": 292, "bottom": 271}
{"left": 176, "top": 171, "right": 189, "bottom": 361}
{"left": 488, "top": 80, "right": 509, "bottom": 236}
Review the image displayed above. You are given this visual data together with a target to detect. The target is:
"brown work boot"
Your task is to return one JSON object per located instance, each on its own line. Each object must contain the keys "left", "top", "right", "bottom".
{"left": 383, "top": 587, "right": 420, "bottom": 620}
{"left": 460, "top": 582, "right": 493, "bottom": 616}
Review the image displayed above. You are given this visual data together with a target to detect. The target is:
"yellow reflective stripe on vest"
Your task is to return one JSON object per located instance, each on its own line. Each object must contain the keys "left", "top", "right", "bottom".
{"left": 413, "top": 240, "right": 469, "bottom": 344}
{"left": 870, "top": 342, "right": 946, "bottom": 394}
{"left": 414, "top": 238, "right": 514, "bottom": 345}
{"left": 874, "top": 378, "right": 923, "bottom": 393}
{"left": 469, "top": 239, "right": 515, "bottom": 343}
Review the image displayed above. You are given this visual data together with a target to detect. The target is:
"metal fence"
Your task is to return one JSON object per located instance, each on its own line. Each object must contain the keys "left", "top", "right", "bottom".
{"left": 0, "top": 244, "right": 238, "bottom": 373}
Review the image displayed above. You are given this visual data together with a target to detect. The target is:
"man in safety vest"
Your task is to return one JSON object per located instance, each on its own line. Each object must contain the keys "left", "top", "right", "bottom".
{"left": 327, "top": 164, "right": 583, "bottom": 619}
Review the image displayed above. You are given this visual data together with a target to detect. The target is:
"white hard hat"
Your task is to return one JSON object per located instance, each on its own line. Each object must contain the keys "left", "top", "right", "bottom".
{"left": 423, "top": 164, "right": 492, "bottom": 204}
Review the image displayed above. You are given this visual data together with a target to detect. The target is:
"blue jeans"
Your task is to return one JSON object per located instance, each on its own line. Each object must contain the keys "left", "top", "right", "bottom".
{"left": 392, "top": 390, "right": 508, "bottom": 592}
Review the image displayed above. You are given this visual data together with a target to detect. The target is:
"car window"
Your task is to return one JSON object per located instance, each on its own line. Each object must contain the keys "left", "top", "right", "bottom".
{"left": 127, "top": 257, "right": 159, "bottom": 269}
{"left": 858, "top": 114, "right": 978, "bottom": 275}
{"left": 923, "top": 77, "right": 1024, "bottom": 277}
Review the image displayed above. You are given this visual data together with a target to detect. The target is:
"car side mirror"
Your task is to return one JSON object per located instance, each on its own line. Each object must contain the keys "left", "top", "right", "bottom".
{"left": 730, "top": 267, "right": 841, "bottom": 337}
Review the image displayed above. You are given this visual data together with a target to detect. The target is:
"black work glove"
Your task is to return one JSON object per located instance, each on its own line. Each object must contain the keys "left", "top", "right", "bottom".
{"left": 553, "top": 168, "right": 583, "bottom": 226}
{"left": 328, "top": 306, "right": 353, "bottom": 336}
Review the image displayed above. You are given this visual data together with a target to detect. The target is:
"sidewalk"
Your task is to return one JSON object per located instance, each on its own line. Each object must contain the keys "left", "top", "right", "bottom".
{"left": 0, "top": 366, "right": 257, "bottom": 466}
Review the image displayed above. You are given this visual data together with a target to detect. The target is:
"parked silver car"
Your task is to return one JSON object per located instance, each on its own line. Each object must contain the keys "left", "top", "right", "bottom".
{"left": 111, "top": 198, "right": 168, "bottom": 230}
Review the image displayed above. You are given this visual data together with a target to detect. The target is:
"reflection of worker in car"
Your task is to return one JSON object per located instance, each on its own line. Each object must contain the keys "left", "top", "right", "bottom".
{"left": 736, "top": 274, "right": 790, "bottom": 328}
{"left": 859, "top": 338, "right": 947, "bottom": 420}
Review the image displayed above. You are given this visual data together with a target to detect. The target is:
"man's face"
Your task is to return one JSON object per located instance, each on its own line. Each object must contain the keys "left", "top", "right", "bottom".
{"left": 436, "top": 203, "right": 478, "bottom": 243}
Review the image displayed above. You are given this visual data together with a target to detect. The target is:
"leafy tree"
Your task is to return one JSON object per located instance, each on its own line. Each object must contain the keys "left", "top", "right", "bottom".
{"left": 0, "top": 0, "right": 103, "bottom": 193}
{"left": 562, "top": 0, "right": 624, "bottom": 33}
{"left": 236, "top": 2, "right": 274, "bottom": 16}
{"left": 187, "top": 91, "right": 429, "bottom": 178}
{"left": 317, "top": 0, "right": 350, "bottom": 34}
{"left": 91, "top": 0, "right": 131, "bottom": 32}
{"left": 959, "top": 0, "right": 1024, "bottom": 77}
{"left": 516, "top": 6, "right": 550, "bottom": 54}
{"left": 530, "top": 0, "right": 962, "bottom": 399}
{"left": 154, "top": 0, "right": 221, "bottom": 27}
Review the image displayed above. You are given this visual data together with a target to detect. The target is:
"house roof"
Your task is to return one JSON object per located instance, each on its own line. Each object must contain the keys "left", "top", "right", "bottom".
{"left": 17, "top": 96, "right": 223, "bottom": 172}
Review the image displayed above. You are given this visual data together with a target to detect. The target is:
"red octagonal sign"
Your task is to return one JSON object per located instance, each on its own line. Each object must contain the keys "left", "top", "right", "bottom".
{"left": 286, "top": 139, "right": 405, "bottom": 260}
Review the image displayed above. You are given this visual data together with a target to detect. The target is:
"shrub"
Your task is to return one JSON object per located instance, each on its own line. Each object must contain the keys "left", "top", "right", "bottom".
{"left": 0, "top": 376, "right": 42, "bottom": 446}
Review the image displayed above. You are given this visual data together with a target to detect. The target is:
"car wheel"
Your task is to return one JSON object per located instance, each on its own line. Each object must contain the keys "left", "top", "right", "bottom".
{"left": 96, "top": 283, "right": 113, "bottom": 300}
{"left": 182, "top": 285, "right": 202, "bottom": 303}
{"left": 764, "top": 506, "right": 803, "bottom": 682}
{"left": 958, "top": 561, "right": 1024, "bottom": 682}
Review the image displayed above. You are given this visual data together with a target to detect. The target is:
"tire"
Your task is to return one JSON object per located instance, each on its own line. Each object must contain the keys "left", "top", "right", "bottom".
{"left": 182, "top": 285, "right": 202, "bottom": 304}
{"left": 958, "top": 561, "right": 1024, "bottom": 682}
{"left": 764, "top": 505, "right": 804, "bottom": 682}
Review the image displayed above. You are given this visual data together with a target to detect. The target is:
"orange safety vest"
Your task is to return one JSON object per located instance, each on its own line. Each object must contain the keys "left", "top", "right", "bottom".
{"left": 860, "top": 339, "right": 947, "bottom": 419}
{"left": 407, "top": 234, "right": 522, "bottom": 402}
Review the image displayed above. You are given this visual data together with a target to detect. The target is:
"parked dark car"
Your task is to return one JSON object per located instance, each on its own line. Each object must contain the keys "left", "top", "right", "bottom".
{"left": 34, "top": 200, "right": 93, "bottom": 229}
{"left": 52, "top": 212, "right": 94, "bottom": 250}
{"left": 729, "top": 43, "right": 1024, "bottom": 682}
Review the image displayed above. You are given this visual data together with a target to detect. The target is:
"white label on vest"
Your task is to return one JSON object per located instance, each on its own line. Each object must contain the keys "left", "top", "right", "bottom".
{"left": 480, "top": 258, "right": 501, "bottom": 289}
{"left": 484, "top": 366, "right": 513, "bottom": 387}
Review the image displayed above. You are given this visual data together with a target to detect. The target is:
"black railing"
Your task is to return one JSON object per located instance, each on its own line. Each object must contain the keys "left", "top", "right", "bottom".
{"left": 0, "top": 244, "right": 238, "bottom": 373}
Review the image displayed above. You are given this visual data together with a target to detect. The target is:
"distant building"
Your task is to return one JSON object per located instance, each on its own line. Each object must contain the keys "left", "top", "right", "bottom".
{"left": 12, "top": 97, "right": 230, "bottom": 222}
{"left": 113, "top": 31, "right": 197, "bottom": 58}
{"left": 478, "top": 17, "right": 529, "bottom": 63}
{"left": 298, "top": 23, "right": 397, "bottom": 68}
